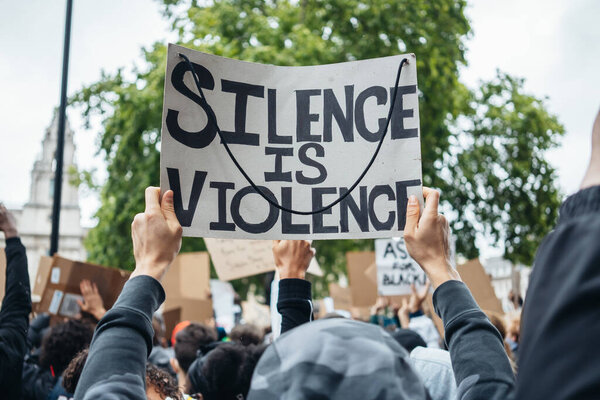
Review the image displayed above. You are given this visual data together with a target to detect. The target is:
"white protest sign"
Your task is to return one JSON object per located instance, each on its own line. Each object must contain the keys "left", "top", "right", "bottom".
{"left": 204, "top": 238, "right": 323, "bottom": 281}
{"left": 161, "top": 44, "right": 423, "bottom": 239}
{"left": 375, "top": 237, "right": 427, "bottom": 296}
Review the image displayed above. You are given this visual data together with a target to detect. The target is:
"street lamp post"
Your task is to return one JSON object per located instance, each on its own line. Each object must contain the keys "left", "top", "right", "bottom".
{"left": 50, "top": 0, "right": 73, "bottom": 255}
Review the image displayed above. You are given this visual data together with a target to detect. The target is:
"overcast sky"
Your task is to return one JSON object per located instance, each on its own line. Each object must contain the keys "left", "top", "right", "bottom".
{"left": 0, "top": 0, "right": 598, "bottom": 239}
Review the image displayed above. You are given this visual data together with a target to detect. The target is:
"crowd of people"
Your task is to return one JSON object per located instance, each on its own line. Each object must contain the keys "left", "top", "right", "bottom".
{"left": 0, "top": 109, "right": 599, "bottom": 399}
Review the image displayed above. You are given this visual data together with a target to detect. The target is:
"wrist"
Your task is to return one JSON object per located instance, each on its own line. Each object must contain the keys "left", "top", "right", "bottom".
{"left": 424, "top": 262, "right": 461, "bottom": 288}
{"left": 279, "top": 269, "right": 306, "bottom": 280}
{"left": 2, "top": 228, "right": 18, "bottom": 239}
{"left": 92, "top": 308, "right": 107, "bottom": 320}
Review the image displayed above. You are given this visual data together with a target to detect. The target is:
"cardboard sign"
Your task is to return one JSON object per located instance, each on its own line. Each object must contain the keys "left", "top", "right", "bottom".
{"left": 328, "top": 283, "right": 353, "bottom": 312}
{"left": 345, "top": 251, "right": 408, "bottom": 307}
{"left": 162, "top": 252, "right": 214, "bottom": 332}
{"left": 204, "top": 238, "right": 323, "bottom": 281}
{"left": 160, "top": 44, "right": 423, "bottom": 240}
{"left": 33, "top": 256, "right": 54, "bottom": 300}
{"left": 162, "top": 300, "right": 214, "bottom": 340}
{"left": 375, "top": 237, "right": 427, "bottom": 296}
{"left": 346, "top": 251, "right": 378, "bottom": 307}
{"left": 241, "top": 297, "right": 271, "bottom": 329}
{"left": 457, "top": 259, "right": 504, "bottom": 315}
{"left": 37, "top": 256, "right": 130, "bottom": 318}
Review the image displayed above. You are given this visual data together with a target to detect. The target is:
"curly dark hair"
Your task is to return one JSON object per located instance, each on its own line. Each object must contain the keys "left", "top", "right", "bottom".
{"left": 174, "top": 323, "right": 218, "bottom": 372}
{"left": 62, "top": 348, "right": 89, "bottom": 393}
{"left": 39, "top": 319, "right": 94, "bottom": 375}
{"left": 187, "top": 343, "right": 266, "bottom": 400}
{"left": 146, "top": 363, "right": 182, "bottom": 400}
{"left": 229, "top": 324, "right": 264, "bottom": 346}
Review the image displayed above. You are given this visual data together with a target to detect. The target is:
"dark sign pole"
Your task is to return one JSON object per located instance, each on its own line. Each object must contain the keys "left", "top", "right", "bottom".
{"left": 50, "top": 0, "right": 73, "bottom": 255}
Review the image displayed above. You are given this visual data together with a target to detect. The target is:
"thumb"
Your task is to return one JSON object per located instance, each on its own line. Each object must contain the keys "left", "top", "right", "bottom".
{"left": 404, "top": 195, "right": 420, "bottom": 234}
{"left": 161, "top": 190, "right": 179, "bottom": 224}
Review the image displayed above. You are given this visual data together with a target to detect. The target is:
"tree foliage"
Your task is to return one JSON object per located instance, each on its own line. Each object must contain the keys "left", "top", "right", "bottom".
{"left": 74, "top": 0, "right": 563, "bottom": 297}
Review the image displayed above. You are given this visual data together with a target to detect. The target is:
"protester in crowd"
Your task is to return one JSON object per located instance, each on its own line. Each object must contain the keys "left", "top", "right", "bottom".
{"left": 63, "top": 349, "right": 182, "bottom": 400}
{"left": 505, "top": 313, "right": 520, "bottom": 361}
{"left": 145, "top": 363, "right": 182, "bottom": 400}
{"left": 390, "top": 328, "right": 427, "bottom": 353}
{"left": 22, "top": 319, "right": 94, "bottom": 400}
{"left": 28, "top": 313, "right": 51, "bottom": 351}
{"left": 62, "top": 349, "right": 89, "bottom": 394}
{"left": 409, "top": 347, "right": 457, "bottom": 400}
{"left": 186, "top": 342, "right": 266, "bottom": 399}
{"left": 77, "top": 279, "right": 107, "bottom": 321}
{"left": 74, "top": 187, "right": 183, "bottom": 399}
{"left": 0, "top": 204, "right": 31, "bottom": 400}
{"left": 369, "top": 296, "right": 399, "bottom": 330}
{"left": 271, "top": 239, "right": 315, "bottom": 334}
{"left": 397, "top": 282, "right": 441, "bottom": 348}
{"left": 513, "top": 111, "right": 600, "bottom": 398}
{"left": 170, "top": 322, "right": 219, "bottom": 391}
{"left": 229, "top": 323, "right": 264, "bottom": 346}
{"left": 149, "top": 313, "right": 176, "bottom": 377}
{"left": 485, "top": 310, "right": 517, "bottom": 374}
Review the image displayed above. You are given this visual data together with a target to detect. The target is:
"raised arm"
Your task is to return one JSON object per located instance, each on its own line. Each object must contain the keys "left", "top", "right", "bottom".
{"left": 0, "top": 204, "right": 32, "bottom": 399}
{"left": 516, "top": 110, "right": 600, "bottom": 400}
{"left": 404, "top": 188, "right": 515, "bottom": 400}
{"left": 74, "top": 187, "right": 182, "bottom": 399}
{"left": 272, "top": 240, "right": 315, "bottom": 334}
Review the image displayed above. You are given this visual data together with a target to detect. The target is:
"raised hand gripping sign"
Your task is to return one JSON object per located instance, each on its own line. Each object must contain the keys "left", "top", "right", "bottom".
{"left": 160, "top": 43, "right": 423, "bottom": 239}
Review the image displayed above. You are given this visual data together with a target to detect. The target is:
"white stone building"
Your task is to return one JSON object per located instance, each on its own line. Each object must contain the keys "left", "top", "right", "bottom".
{"left": 1, "top": 113, "right": 87, "bottom": 283}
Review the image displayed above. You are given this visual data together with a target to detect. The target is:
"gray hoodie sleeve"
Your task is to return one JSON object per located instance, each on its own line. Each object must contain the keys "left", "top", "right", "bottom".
{"left": 433, "top": 280, "right": 515, "bottom": 400}
{"left": 74, "top": 275, "right": 165, "bottom": 400}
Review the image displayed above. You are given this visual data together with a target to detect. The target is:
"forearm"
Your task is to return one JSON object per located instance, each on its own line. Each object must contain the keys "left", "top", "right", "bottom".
{"left": 0, "top": 237, "right": 31, "bottom": 353}
{"left": 74, "top": 275, "right": 165, "bottom": 399}
{"left": 434, "top": 281, "right": 515, "bottom": 400}
{"left": 277, "top": 279, "right": 312, "bottom": 334}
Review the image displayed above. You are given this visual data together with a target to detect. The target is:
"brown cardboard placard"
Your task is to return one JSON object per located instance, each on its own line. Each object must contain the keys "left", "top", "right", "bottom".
{"left": 204, "top": 238, "right": 323, "bottom": 281}
{"left": 457, "top": 258, "right": 504, "bottom": 315}
{"left": 33, "top": 256, "right": 54, "bottom": 298}
{"left": 241, "top": 299, "right": 271, "bottom": 329}
{"left": 162, "top": 252, "right": 215, "bottom": 333}
{"left": 365, "top": 262, "right": 378, "bottom": 285}
{"left": 37, "top": 255, "right": 130, "bottom": 318}
{"left": 162, "top": 252, "right": 211, "bottom": 303}
{"left": 328, "top": 283, "right": 353, "bottom": 311}
{"left": 346, "top": 251, "right": 377, "bottom": 307}
{"left": 162, "top": 299, "right": 215, "bottom": 339}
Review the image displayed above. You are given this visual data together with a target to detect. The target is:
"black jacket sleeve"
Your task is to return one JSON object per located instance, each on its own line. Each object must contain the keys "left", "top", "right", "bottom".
{"left": 0, "top": 237, "right": 31, "bottom": 400}
{"left": 516, "top": 185, "right": 600, "bottom": 400}
{"left": 277, "top": 279, "right": 312, "bottom": 334}
{"left": 434, "top": 280, "right": 515, "bottom": 400}
{"left": 74, "top": 275, "right": 165, "bottom": 400}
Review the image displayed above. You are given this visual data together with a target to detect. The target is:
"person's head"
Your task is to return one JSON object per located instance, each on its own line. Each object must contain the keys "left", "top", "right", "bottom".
{"left": 187, "top": 342, "right": 266, "bottom": 400}
{"left": 62, "top": 348, "right": 89, "bottom": 393}
{"left": 153, "top": 313, "right": 167, "bottom": 347}
{"left": 247, "top": 319, "right": 428, "bottom": 399}
{"left": 146, "top": 363, "right": 182, "bottom": 400}
{"left": 39, "top": 319, "right": 94, "bottom": 375}
{"left": 172, "top": 323, "right": 218, "bottom": 374}
{"left": 229, "top": 324, "right": 264, "bottom": 346}
{"left": 391, "top": 328, "right": 427, "bottom": 353}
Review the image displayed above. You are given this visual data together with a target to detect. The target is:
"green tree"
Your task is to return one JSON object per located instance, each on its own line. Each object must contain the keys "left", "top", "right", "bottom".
{"left": 443, "top": 72, "right": 564, "bottom": 265}
{"left": 74, "top": 0, "right": 562, "bottom": 297}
